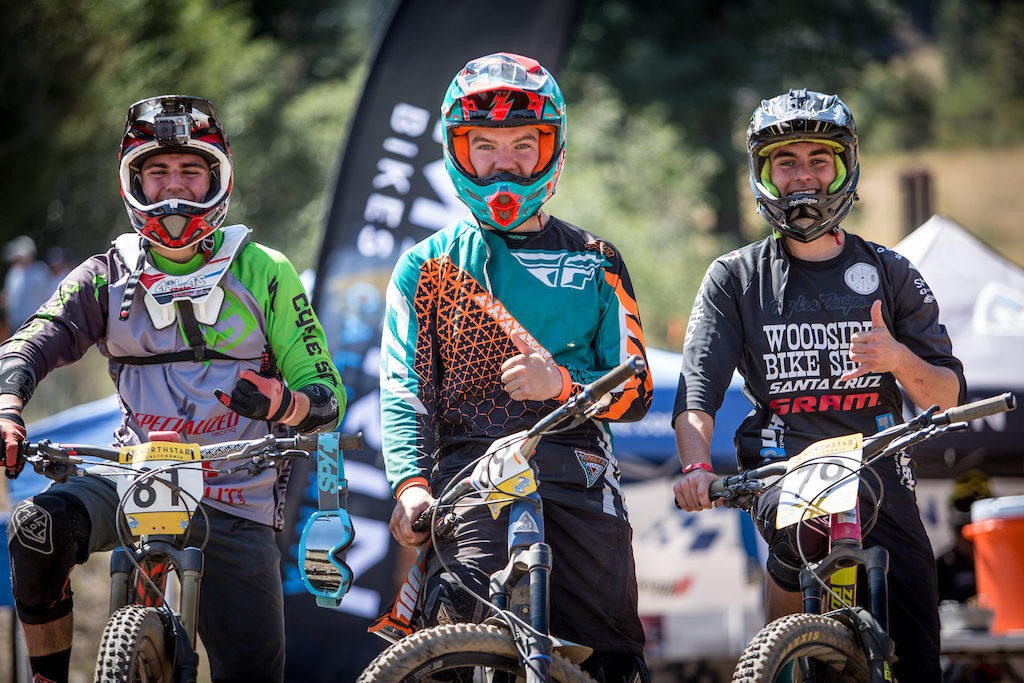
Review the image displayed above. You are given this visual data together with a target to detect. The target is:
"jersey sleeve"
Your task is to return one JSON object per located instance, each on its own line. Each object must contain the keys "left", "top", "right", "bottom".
{"left": 379, "top": 248, "right": 436, "bottom": 494}
{"left": 575, "top": 242, "right": 653, "bottom": 422}
{"left": 235, "top": 244, "right": 346, "bottom": 428}
{"left": 0, "top": 255, "right": 111, "bottom": 388}
{"left": 885, "top": 251, "right": 967, "bottom": 402}
{"left": 674, "top": 256, "right": 746, "bottom": 423}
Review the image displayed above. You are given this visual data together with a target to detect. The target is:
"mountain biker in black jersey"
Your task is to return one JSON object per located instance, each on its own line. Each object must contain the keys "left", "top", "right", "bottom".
{"left": 379, "top": 52, "right": 654, "bottom": 683}
{"left": 671, "top": 88, "right": 966, "bottom": 683}
{"left": 2, "top": 95, "right": 346, "bottom": 683}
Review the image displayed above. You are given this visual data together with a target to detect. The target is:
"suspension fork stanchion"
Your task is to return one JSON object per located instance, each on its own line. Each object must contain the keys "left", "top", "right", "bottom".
{"left": 178, "top": 546, "right": 203, "bottom": 646}
{"left": 505, "top": 495, "right": 553, "bottom": 683}
{"left": 109, "top": 548, "right": 133, "bottom": 615}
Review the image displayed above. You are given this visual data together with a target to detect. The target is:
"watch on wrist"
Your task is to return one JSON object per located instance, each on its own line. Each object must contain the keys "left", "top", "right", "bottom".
{"left": 681, "top": 462, "right": 713, "bottom": 476}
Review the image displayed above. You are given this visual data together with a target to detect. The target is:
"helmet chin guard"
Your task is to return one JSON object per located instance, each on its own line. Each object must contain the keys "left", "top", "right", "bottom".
{"left": 441, "top": 53, "right": 566, "bottom": 232}
{"left": 118, "top": 95, "right": 232, "bottom": 250}
{"left": 747, "top": 89, "right": 859, "bottom": 242}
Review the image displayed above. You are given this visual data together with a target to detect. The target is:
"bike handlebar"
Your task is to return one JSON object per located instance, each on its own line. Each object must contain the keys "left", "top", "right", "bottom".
{"left": 581, "top": 355, "right": 645, "bottom": 404}
{"left": 22, "top": 431, "right": 364, "bottom": 482}
{"left": 937, "top": 392, "right": 1015, "bottom": 425}
{"left": 708, "top": 393, "right": 1016, "bottom": 506}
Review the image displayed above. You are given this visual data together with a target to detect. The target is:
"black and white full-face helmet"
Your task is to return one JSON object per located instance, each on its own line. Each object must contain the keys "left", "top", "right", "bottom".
{"left": 118, "top": 95, "right": 232, "bottom": 250}
{"left": 747, "top": 88, "right": 859, "bottom": 242}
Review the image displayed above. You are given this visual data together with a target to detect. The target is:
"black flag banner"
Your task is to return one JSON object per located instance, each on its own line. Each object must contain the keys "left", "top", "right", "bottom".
{"left": 280, "top": 0, "right": 582, "bottom": 679}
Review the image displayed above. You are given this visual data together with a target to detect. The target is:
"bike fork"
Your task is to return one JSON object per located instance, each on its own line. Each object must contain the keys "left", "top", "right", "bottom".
{"left": 489, "top": 497, "right": 554, "bottom": 683}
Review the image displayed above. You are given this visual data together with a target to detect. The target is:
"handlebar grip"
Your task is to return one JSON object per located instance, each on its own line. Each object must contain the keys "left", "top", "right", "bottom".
{"left": 338, "top": 432, "right": 363, "bottom": 451}
{"left": 583, "top": 355, "right": 644, "bottom": 402}
{"left": 940, "top": 393, "right": 1016, "bottom": 425}
{"left": 411, "top": 506, "right": 433, "bottom": 533}
{"left": 708, "top": 479, "right": 725, "bottom": 500}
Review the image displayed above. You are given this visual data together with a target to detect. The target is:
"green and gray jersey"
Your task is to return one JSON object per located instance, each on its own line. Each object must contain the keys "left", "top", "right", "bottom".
{"left": 0, "top": 225, "right": 345, "bottom": 528}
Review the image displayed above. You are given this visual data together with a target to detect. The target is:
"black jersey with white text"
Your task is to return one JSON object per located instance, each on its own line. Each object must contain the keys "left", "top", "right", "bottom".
{"left": 674, "top": 233, "right": 965, "bottom": 471}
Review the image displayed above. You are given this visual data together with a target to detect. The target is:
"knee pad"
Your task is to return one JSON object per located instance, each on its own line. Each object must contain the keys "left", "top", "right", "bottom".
{"left": 418, "top": 570, "right": 489, "bottom": 628}
{"left": 8, "top": 492, "right": 91, "bottom": 624}
{"left": 752, "top": 506, "right": 830, "bottom": 593}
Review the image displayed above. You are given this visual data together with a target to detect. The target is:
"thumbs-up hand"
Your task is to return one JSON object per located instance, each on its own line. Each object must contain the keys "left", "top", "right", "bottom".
{"left": 841, "top": 300, "right": 905, "bottom": 381}
{"left": 500, "top": 332, "right": 565, "bottom": 401}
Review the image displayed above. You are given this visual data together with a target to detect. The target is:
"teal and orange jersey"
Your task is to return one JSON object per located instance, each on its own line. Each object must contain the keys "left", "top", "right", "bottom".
{"left": 381, "top": 217, "right": 652, "bottom": 518}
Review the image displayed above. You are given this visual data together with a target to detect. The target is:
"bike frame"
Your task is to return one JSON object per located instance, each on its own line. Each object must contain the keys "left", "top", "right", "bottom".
{"left": 411, "top": 356, "right": 644, "bottom": 683}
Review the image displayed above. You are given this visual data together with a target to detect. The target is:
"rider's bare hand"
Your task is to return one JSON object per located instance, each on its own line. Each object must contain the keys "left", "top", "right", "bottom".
{"left": 389, "top": 484, "right": 434, "bottom": 548}
{"left": 672, "top": 468, "right": 721, "bottom": 511}
{"left": 500, "top": 332, "right": 564, "bottom": 402}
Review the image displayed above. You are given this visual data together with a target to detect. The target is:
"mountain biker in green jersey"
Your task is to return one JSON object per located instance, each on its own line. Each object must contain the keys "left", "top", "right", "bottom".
{"left": 2, "top": 95, "right": 345, "bottom": 683}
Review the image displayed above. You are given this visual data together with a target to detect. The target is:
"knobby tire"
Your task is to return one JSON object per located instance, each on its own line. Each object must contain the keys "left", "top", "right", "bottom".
{"left": 732, "top": 613, "right": 870, "bottom": 683}
{"left": 357, "top": 623, "right": 595, "bottom": 683}
{"left": 94, "top": 605, "right": 173, "bottom": 683}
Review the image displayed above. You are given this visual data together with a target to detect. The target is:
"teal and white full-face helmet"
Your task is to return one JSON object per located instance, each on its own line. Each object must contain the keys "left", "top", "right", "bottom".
{"left": 747, "top": 88, "right": 859, "bottom": 243}
{"left": 441, "top": 52, "right": 566, "bottom": 231}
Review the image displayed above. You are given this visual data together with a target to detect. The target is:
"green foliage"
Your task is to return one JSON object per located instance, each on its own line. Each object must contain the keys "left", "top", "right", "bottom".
{"left": 0, "top": 0, "right": 370, "bottom": 270}
{"left": 547, "top": 77, "right": 732, "bottom": 348}
{"left": 933, "top": 0, "right": 1024, "bottom": 147}
{"left": 563, "top": 0, "right": 904, "bottom": 238}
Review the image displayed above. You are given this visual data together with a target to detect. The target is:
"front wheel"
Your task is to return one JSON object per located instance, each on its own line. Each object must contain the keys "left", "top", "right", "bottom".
{"left": 94, "top": 605, "right": 174, "bottom": 683}
{"left": 357, "top": 623, "right": 595, "bottom": 683}
{"left": 732, "top": 613, "right": 871, "bottom": 682}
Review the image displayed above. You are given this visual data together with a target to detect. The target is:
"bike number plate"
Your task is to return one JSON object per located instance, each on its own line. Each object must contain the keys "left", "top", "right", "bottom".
{"left": 117, "top": 441, "right": 203, "bottom": 536}
{"left": 777, "top": 433, "right": 863, "bottom": 529}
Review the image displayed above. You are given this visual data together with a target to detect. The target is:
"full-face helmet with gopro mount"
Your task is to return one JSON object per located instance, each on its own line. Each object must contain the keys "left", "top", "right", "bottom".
{"left": 441, "top": 52, "right": 566, "bottom": 232}
{"left": 118, "top": 95, "right": 232, "bottom": 250}
{"left": 747, "top": 88, "right": 859, "bottom": 243}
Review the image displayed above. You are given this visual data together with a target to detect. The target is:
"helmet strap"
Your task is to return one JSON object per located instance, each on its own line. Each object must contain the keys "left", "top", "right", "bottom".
{"left": 118, "top": 240, "right": 151, "bottom": 322}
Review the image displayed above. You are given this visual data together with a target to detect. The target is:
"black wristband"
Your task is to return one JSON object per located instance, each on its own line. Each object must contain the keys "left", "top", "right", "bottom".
{"left": 0, "top": 410, "right": 25, "bottom": 427}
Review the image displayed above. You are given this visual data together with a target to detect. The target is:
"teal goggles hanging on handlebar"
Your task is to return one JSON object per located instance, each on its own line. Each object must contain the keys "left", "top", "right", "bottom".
{"left": 299, "top": 432, "right": 356, "bottom": 608}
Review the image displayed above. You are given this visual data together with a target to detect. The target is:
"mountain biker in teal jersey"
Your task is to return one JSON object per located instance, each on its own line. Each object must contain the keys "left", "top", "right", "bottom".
{"left": 1, "top": 95, "right": 346, "bottom": 683}
{"left": 379, "top": 52, "right": 654, "bottom": 683}
{"left": 671, "top": 89, "right": 966, "bottom": 683}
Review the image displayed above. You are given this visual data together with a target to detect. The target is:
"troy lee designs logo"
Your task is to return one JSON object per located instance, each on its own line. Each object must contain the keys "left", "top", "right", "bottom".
{"left": 512, "top": 252, "right": 604, "bottom": 290}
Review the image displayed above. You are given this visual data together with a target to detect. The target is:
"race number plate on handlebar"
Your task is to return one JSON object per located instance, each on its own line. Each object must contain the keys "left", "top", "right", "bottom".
{"left": 117, "top": 441, "right": 203, "bottom": 536}
{"left": 472, "top": 432, "right": 538, "bottom": 519}
{"left": 776, "top": 434, "right": 863, "bottom": 529}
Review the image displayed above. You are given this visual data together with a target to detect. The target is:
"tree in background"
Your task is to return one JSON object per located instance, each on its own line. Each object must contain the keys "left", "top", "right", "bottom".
{"left": 562, "top": 0, "right": 904, "bottom": 240}
{"left": 0, "top": 0, "right": 387, "bottom": 271}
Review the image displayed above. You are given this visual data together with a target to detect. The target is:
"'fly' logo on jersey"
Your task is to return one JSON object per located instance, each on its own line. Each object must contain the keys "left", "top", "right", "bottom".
{"left": 512, "top": 252, "right": 603, "bottom": 290}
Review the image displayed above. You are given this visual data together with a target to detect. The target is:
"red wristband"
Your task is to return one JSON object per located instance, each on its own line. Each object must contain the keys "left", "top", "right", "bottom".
{"left": 681, "top": 462, "right": 713, "bottom": 476}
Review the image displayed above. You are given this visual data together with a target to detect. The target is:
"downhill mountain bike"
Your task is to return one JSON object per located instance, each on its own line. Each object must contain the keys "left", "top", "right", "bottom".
{"left": 357, "top": 355, "right": 646, "bottom": 683}
{"left": 709, "top": 393, "right": 1016, "bottom": 683}
{"left": 21, "top": 429, "right": 362, "bottom": 683}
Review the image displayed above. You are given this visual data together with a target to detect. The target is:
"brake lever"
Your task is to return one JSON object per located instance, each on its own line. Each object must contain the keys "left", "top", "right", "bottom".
{"left": 411, "top": 506, "right": 462, "bottom": 538}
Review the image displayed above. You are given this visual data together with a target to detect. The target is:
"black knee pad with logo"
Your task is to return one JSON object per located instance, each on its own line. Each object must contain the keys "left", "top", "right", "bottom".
{"left": 7, "top": 492, "right": 92, "bottom": 624}
{"left": 417, "top": 570, "right": 490, "bottom": 628}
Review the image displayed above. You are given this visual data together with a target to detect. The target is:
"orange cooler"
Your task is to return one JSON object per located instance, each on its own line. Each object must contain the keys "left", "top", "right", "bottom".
{"left": 963, "top": 495, "right": 1024, "bottom": 633}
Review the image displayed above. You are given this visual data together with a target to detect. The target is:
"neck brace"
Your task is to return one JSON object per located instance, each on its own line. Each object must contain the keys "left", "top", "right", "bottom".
{"left": 113, "top": 225, "right": 250, "bottom": 329}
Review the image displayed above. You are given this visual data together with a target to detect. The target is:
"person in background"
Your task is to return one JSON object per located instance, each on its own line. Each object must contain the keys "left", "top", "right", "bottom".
{"left": 672, "top": 88, "right": 965, "bottom": 683}
{"left": 380, "top": 53, "right": 654, "bottom": 682}
{"left": 3, "top": 236, "right": 53, "bottom": 333}
{"left": 45, "top": 246, "right": 74, "bottom": 292}
{"left": 937, "top": 469, "right": 993, "bottom": 604}
{"left": 3, "top": 95, "right": 345, "bottom": 683}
